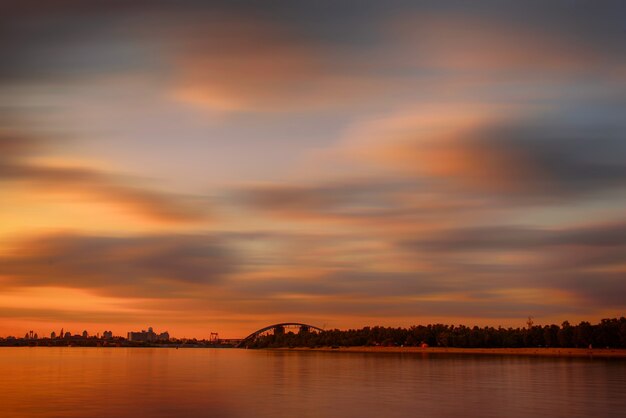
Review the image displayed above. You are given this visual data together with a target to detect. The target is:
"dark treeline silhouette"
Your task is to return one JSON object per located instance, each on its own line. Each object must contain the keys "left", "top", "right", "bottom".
{"left": 247, "top": 318, "right": 626, "bottom": 349}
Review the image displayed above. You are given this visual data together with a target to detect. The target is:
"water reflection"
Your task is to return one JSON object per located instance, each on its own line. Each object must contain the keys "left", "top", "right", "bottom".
{"left": 1, "top": 348, "right": 624, "bottom": 417}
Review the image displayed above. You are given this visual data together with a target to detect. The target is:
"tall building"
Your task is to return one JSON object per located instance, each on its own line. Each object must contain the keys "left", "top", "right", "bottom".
{"left": 127, "top": 327, "right": 169, "bottom": 342}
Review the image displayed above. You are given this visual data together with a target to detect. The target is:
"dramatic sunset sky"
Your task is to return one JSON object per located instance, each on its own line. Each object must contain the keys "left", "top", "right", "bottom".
{"left": 1, "top": 1, "right": 625, "bottom": 338}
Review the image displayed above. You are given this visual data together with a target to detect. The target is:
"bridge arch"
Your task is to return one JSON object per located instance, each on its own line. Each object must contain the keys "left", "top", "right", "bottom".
{"left": 237, "top": 322, "right": 324, "bottom": 348}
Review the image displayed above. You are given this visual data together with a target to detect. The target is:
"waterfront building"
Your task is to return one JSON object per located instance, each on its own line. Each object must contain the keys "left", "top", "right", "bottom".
{"left": 127, "top": 327, "right": 169, "bottom": 342}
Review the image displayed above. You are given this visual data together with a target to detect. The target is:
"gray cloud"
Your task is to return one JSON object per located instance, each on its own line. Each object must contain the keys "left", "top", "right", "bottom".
{"left": 402, "top": 222, "right": 626, "bottom": 253}
{"left": 0, "top": 233, "right": 235, "bottom": 296}
{"left": 238, "top": 178, "right": 485, "bottom": 224}
{"left": 468, "top": 119, "right": 626, "bottom": 197}
{"left": 397, "top": 221, "right": 626, "bottom": 308}
{"left": 0, "top": 1, "right": 157, "bottom": 83}
{"left": 242, "top": 180, "right": 409, "bottom": 217}
{"left": 544, "top": 272, "right": 626, "bottom": 307}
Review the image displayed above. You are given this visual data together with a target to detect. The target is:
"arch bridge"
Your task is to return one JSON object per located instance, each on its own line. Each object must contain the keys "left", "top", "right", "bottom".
{"left": 236, "top": 322, "right": 324, "bottom": 348}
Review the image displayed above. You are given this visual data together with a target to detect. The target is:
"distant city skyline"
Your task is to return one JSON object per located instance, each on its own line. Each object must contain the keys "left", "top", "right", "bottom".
{"left": 5, "top": 325, "right": 170, "bottom": 341}
{"left": 1, "top": 1, "right": 626, "bottom": 338}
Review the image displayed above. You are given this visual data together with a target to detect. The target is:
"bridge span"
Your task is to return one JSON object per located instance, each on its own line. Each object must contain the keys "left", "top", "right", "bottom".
{"left": 236, "top": 322, "right": 324, "bottom": 348}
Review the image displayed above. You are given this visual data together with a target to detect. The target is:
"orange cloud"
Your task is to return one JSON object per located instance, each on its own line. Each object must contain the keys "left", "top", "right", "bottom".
{"left": 386, "top": 12, "right": 626, "bottom": 77}
{"left": 0, "top": 135, "right": 210, "bottom": 224}
{"left": 163, "top": 14, "right": 397, "bottom": 112}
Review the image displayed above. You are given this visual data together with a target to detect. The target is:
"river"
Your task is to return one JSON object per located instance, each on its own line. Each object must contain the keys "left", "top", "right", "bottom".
{"left": 1, "top": 347, "right": 624, "bottom": 417}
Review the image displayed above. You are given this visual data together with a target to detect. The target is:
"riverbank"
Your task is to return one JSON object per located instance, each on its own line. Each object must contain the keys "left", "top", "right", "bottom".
{"left": 277, "top": 346, "right": 626, "bottom": 358}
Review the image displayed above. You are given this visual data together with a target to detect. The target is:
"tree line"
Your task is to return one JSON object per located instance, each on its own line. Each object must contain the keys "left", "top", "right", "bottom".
{"left": 246, "top": 317, "right": 626, "bottom": 349}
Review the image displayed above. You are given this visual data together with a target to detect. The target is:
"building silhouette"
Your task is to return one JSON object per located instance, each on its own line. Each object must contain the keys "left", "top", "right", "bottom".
{"left": 127, "top": 327, "right": 169, "bottom": 342}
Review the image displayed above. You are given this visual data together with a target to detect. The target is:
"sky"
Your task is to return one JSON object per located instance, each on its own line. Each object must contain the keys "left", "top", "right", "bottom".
{"left": 1, "top": 0, "right": 625, "bottom": 339}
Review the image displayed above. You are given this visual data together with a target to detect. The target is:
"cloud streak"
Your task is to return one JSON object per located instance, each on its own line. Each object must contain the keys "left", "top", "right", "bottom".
{"left": 0, "top": 135, "right": 210, "bottom": 223}
{"left": 340, "top": 103, "right": 626, "bottom": 201}
{"left": 401, "top": 222, "right": 626, "bottom": 252}
{"left": 0, "top": 233, "right": 235, "bottom": 296}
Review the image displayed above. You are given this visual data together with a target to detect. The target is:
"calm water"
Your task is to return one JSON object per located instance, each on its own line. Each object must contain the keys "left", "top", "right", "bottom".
{"left": 1, "top": 348, "right": 625, "bottom": 418}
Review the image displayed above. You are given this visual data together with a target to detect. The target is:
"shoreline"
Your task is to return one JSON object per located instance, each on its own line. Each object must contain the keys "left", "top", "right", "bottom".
{"left": 274, "top": 346, "right": 626, "bottom": 358}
